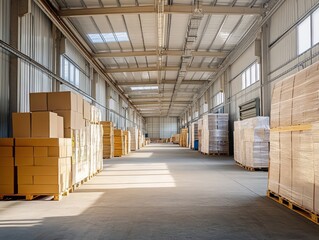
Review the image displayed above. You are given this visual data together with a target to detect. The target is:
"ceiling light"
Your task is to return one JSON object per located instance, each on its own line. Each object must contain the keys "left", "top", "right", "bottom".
{"left": 131, "top": 86, "right": 159, "bottom": 91}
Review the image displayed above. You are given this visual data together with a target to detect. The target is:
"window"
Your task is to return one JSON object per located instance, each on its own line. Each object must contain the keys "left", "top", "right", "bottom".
{"left": 313, "top": 8, "right": 319, "bottom": 45}
{"left": 298, "top": 16, "right": 311, "bottom": 54}
{"left": 87, "top": 32, "right": 129, "bottom": 43}
{"left": 214, "top": 92, "right": 224, "bottom": 106}
{"left": 298, "top": 9, "right": 319, "bottom": 54}
{"left": 60, "top": 56, "right": 81, "bottom": 88}
{"left": 242, "top": 62, "right": 260, "bottom": 90}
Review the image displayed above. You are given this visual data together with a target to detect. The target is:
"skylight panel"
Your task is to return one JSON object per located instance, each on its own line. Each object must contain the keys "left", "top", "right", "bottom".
{"left": 87, "top": 32, "right": 129, "bottom": 43}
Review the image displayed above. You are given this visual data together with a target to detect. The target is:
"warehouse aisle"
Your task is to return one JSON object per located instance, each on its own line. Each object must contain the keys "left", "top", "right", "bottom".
{"left": 0, "top": 143, "right": 319, "bottom": 239}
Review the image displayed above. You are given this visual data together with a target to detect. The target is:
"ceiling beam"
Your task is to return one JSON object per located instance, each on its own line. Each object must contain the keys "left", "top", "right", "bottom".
{"left": 107, "top": 66, "right": 217, "bottom": 73}
{"left": 59, "top": 5, "right": 263, "bottom": 17}
{"left": 118, "top": 80, "right": 208, "bottom": 86}
{"left": 94, "top": 50, "right": 228, "bottom": 58}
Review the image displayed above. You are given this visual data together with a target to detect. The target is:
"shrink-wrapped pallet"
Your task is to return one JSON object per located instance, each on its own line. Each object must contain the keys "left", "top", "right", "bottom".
{"left": 128, "top": 127, "right": 138, "bottom": 151}
{"left": 233, "top": 117, "right": 269, "bottom": 169}
{"left": 201, "top": 114, "right": 229, "bottom": 155}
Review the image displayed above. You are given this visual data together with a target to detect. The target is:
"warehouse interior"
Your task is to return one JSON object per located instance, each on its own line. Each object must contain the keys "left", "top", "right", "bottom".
{"left": 1, "top": 0, "right": 319, "bottom": 238}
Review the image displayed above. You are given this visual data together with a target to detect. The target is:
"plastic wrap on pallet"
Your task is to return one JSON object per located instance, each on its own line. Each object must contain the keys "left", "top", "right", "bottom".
{"left": 269, "top": 61, "right": 319, "bottom": 215}
{"left": 201, "top": 113, "right": 229, "bottom": 155}
{"left": 234, "top": 116, "right": 270, "bottom": 169}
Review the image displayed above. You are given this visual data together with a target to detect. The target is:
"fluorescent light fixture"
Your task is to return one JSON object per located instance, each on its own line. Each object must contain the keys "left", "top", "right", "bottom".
{"left": 131, "top": 86, "right": 158, "bottom": 91}
{"left": 87, "top": 32, "right": 129, "bottom": 43}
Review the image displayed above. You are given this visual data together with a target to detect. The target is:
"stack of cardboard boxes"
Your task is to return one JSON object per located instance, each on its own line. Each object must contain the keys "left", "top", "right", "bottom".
{"left": 269, "top": 62, "right": 319, "bottom": 215}
{"left": 128, "top": 127, "right": 138, "bottom": 151}
{"left": 0, "top": 91, "right": 103, "bottom": 198}
{"left": 179, "top": 128, "right": 188, "bottom": 147}
{"left": 0, "top": 139, "right": 15, "bottom": 194}
{"left": 15, "top": 138, "right": 72, "bottom": 197}
{"left": 114, "top": 129, "right": 124, "bottom": 157}
{"left": 234, "top": 117, "right": 270, "bottom": 169}
{"left": 197, "top": 119, "right": 203, "bottom": 152}
{"left": 171, "top": 134, "right": 180, "bottom": 144}
{"left": 101, "top": 121, "right": 114, "bottom": 159}
{"left": 201, "top": 113, "right": 229, "bottom": 155}
{"left": 123, "top": 130, "right": 131, "bottom": 154}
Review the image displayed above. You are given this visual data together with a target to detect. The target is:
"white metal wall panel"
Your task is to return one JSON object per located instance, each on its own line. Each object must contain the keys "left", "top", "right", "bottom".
{"left": 230, "top": 43, "right": 255, "bottom": 79}
{"left": 96, "top": 75, "right": 107, "bottom": 120}
{"left": 19, "top": 2, "right": 53, "bottom": 112}
{"left": 146, "top": 117, "right": 178, "bottom": 138}
{"left": 0, "top": 0, "right": 10, "bottom": 137}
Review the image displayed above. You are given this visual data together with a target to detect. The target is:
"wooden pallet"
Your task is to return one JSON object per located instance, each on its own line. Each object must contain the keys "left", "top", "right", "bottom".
{"left": 0, "top": 188, "right": 71, "bottom": 201}
{"left": 267, "top": 190, "right": 319, "bottom": 225}
{"left": 201, "top": 152, "right": 229, "bottom": 156}
{"left": 235, "top": 162, "right": 268, "bottom": 171}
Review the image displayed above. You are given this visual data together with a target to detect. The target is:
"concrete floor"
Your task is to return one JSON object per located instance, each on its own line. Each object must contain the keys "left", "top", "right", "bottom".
{"left": 0, "top": 143, "right": 319, "bottom": 239}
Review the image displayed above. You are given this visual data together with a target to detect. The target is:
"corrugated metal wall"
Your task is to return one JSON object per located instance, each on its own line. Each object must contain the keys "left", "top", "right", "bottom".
{"left": 19, "top": 1, "right": 53, "bottom": 112}
{"left": 269, "top": 0, "right": 319, "bottom": 86}
{"left": 229, "top": 43, "right": 260, "bottom": 123}
{"left": 0, "top": 0, "right": 10, "bottom": 137}
{"left": 146, "top": 117, "right": 178, "bottom": 138}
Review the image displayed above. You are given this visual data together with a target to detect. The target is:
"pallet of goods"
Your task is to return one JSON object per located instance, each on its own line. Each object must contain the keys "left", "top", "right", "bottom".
{"left": 101, "top": 121, "right": 114, "bottom": 159}
{"left": 268, "top": 61, "right": 319, "bottom": 224}
{"left": 179, "top": 128, "right": 188, "bottom": 147}
{"left": 128, "top": 127, "right": 138, "bottom": 151}
{"left": 114, "top": 129, "right": 124, "bottom": 157}
{"left": 234, "top": 117, "right": 269, "bottom": 170}
{"left": 123, "top": 130, "right": 131, "bottom": 155}
{"left": 0, "top": 91, "right": 103, "bottom": 200}
{"left": 171, "top": 134, "right": 180, "bottom": 144}
{"left": 201, "top": 113, "right": 229, "bottom": 155}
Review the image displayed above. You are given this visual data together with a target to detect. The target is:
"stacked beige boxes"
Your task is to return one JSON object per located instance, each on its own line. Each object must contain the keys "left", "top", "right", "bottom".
{"left": 179, "top": 128, "right": 188, "bottom": 147}
{"left": 191, "top": 122, "right": 198, "bottom": 149}
{"left": 201, "top": 114, "right": 229, "bottom": 155}
{"left": 0, "top": 139, "right": 15, "bottom": 194}
{"left": 234, "top": 117, "right": 270, "bottom": 168}
{"left": 15, "top": 138, "right": 72, "bottom": 197}
{"left": 101, "top": 121, "right": 114, "bottom": 158}
{"left": 269, "top": 61, "right": 319, "bottom": 215}
{"left": 172, "top": 134, "right": 180, "bottom": 144}
{"left": 128, "top": 127, "right": 138, "bottom": 151}
{"left": 138, "top": 130, "right": 143, "bottom": 149}
{"left": 114, "top": 129, "right": 124, "bottom": 157}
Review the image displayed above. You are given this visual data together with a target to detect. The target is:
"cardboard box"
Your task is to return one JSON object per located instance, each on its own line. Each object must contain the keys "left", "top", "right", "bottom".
{"left": 48, "top": 91, "right": 77, "bottom": 111}
{"left": 83, "top": 100, "right": 91, "bottom": 120}
{"left": 18, "top": 175, "right": 33, "bottom": 185}
{"left": 76, "top": 112, "right": 85, "bottom": 129}
{"left": 18, "top": 184, "right": 60, "bottom": 194}
{"left": 0, "top": 147, "right": 13, "bottom": 157}
{"left": 0, "top": 138, "right": 14, "bottom": 146}
{"left": 0, "top": 157, "right": 14, "bottom": 167}
{"left": 31, "top": 112, "right": 58, "bottom": 138}
{"left": 15, "top": 147, "right": 34, "bottom": 157}
{"left": 18, "top": 166, "right": 59, "bottom": 176}
{"left": 55, "top": 110, "right": 77, "bottom": 129}
{"left": 34, "top": 157, "right": 61, "bottom": 166}
{"left": 48, "top": 147, "right": 65, "bottom": 157}
{"left": 77, "top": 94, "right": 83, "bottom": 114}
{"left": 12, "top": 113, "right": 31, "bottom": 138}
{"left": 0, "top": 184, "right": 14, "bottom": 194}
{"left": 0, "top": 167, "right": 14, "bottom": 183}
{"left": 64, "top": 128, "right": 72, "bottom": 138}
{"left": 34, "top": 176, "right": 59, "bottom": 185}
{"left": 30, "top": 92, "right": 48, "bottom": 112}
{"left": 34, "top": 147, "right": 48, "bottom": 157}
{"left": 15, "top": 157, "right": 34, "bottom": 166}
{"left": 57, "top": 116, "right": 64, "bottom": 138}
{"left": 16, "top": 138, "right": 65, "bottom": 147}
